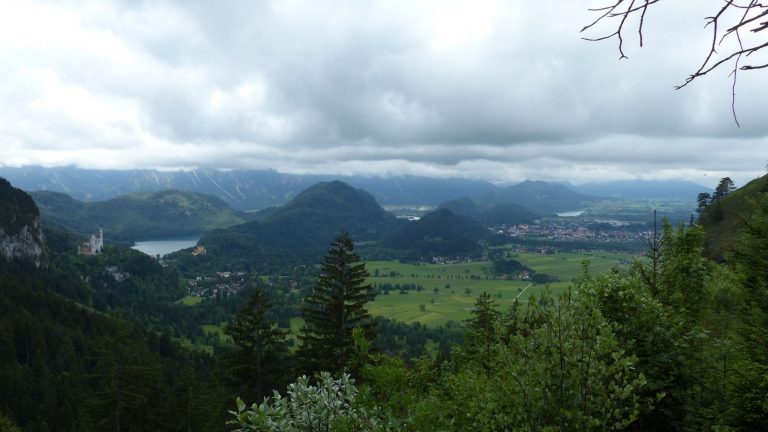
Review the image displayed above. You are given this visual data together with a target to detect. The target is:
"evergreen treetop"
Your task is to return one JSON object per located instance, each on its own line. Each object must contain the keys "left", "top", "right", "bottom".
{"left": 225, "top": 287, "right": 289, "bottom": 401}
{"left": 297, "top": 233, "right": 376, "bottom": 375}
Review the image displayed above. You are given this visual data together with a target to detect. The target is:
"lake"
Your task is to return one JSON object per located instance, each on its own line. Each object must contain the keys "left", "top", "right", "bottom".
{"left": 131, "top": 235, "right": 201, "bottom": 257}
{"left": 556, "top": 210, "right": 586, "bottom": 217}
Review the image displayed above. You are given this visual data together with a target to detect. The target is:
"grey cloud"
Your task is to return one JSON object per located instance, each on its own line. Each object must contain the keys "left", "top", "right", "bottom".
{"left": 0, "top": 0, "right": 766, "bottom": 184}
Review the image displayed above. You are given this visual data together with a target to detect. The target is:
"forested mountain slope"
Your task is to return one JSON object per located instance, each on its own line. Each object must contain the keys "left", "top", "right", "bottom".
{"left": 384, "top": 208, "right": 487, "bottom": 256}
{"left": 31, "top": 189, "right": 246, "bottom": 241}
{"left": 699, "top": 174, "right": 768, "bottom": 258}
{"left": 196, "top": 181, "right": 403, "bottom": 268}
{"left": 439, "top": 196, "right": 539, "bottom": 226}
{"left": 0, "top": 179, "right": 230, "bottom": 431}
{"left": 0, "top": 178, "right": 45, "bottom": 267}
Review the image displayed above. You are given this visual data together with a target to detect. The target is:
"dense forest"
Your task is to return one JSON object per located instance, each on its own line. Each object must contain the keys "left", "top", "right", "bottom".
{"left": 0, "top": 260, "right": 231, "bottom": 431}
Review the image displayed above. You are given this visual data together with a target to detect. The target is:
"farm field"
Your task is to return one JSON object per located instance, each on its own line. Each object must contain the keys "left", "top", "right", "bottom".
{"left": 512, "top": 251, "right": 636, "bottom": 280}
{"left": 366, "top": 251, "right": 638, "bottom": 326}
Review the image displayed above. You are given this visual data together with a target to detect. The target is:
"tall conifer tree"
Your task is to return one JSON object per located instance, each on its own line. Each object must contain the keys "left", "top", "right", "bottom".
{"left": 225, "top": 288, "right": 289, "bottom": 400}
{"left": 297, "top": 233, "right": 375, "bottom": 375}
{"left": 466, "top": 291, "right": 500, "bottom": 372}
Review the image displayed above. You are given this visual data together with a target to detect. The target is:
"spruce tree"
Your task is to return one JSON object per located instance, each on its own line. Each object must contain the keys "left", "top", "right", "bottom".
{"left": 466, "top": 291, "right": 500, "bottom": 372}
{"left": 225, "top": 288, "right": 289, "bottom": 401}
{"left": 297, "top": 233, "right": 376, "bottom": 375}
{"left": 696, "top": 192, "right": 711, "bottom": 214}
{"left": 712, "top": 177, "right": 736, "bottom": 201}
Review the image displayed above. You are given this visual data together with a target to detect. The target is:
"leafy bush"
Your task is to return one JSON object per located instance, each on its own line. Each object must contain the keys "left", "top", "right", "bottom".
{"left": 228, "top": 372, "right": 394, "bottom": 432}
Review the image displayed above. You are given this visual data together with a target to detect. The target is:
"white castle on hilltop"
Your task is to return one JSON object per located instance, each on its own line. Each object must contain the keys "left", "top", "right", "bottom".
{"left": 78, "top": 228, "right": 104, "bottom": 255}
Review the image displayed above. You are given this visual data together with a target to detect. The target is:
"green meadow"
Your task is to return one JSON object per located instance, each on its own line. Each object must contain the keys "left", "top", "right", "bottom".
{"left": 366, "top": 251, "right": 637, "bottom": 326}
{"left": 512, "top": 251, "right": 636, "bottom": 280}
{"left": 178, "top": 295, "right": 203, "bottom": 306}
{"left": 193, "top": 251, "right": 639, "bottom": 337}
{"left": 201, "top": 322, "right": 229, "bottom": 339}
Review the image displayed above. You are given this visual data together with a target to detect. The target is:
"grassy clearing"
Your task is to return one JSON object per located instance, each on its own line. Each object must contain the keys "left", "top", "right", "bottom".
{"left": 178, "top": 295, "right": 203, "bottom": 306}
{"left": 201, "top": 322, "right": 229, "bottom": 339}
{"left": 286, "top": 317, "right": 305, "bottom": 349}
{"left": 365, "top": 251, "right": 635, "bottom": 326}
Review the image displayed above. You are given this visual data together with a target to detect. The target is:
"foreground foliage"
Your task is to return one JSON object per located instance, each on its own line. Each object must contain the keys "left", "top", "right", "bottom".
{"left": 228, "top": 373, "right": 393, "bottom": 432}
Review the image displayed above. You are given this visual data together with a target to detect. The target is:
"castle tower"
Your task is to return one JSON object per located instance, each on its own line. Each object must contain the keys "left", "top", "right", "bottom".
{"left": 96, "top": 227, "right": 104, "bottom": 252}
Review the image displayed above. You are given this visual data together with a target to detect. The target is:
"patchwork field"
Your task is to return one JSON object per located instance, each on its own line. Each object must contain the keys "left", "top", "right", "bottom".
{"left": 366, "top": 251, "right": 637, "bottom": 326}
{"left": 195, "top": 251, "right": 640, "bottom": 341}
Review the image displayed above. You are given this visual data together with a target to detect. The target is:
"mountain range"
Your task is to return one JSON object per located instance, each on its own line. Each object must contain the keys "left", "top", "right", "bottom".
{"left": 571, "top": 179, "right": 709, "bottom": 200}
{"left": 195, "top": 181, "right": 498, "bottom": 268}
{"left": 481, "top": 180, "right": 602, "bottom": 214}
{"left": 31, "top": 189, "right": 247, "bottom": 241}
{"left": 0, "top": 166, "right": 498, "bottom": 210}
{"left": 0, "top": 167, "right": 703, "bottom": 215}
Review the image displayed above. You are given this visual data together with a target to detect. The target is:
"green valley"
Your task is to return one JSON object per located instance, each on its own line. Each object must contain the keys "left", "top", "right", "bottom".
{"left": 365, "top": 251, "right": 635, "bottom": 325}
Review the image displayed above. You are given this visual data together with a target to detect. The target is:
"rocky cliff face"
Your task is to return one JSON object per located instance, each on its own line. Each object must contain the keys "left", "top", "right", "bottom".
{"left": 0, "top": 178, "right": 45, "bottom": 268}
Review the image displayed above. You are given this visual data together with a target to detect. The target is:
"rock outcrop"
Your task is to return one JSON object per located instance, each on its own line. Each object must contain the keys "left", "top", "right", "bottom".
{"left": 0, "top": 177, "right": 45, "bottom": 268}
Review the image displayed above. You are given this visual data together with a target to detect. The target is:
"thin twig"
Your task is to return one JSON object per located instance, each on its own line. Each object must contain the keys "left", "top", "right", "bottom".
{"left": 583, "top": 0, "right": 767, "bottom": 126}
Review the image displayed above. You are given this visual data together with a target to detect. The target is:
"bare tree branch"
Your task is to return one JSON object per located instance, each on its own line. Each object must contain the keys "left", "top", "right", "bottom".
{"left": 582, "top": 0, "right": 768, "bottom": 126}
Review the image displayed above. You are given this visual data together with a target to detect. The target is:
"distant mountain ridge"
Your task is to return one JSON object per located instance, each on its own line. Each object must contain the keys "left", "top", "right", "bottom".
{"left": 0, "top": 166, "right": 499, "bottom": 210}
{"left": 482, "top": 180, "right": 601, "bottom": 214}
{"left": 31, "top": 189, "right": 246, "bottom": 241}
{"left": 572, "top": 179, "right": 708, "bottom": 201}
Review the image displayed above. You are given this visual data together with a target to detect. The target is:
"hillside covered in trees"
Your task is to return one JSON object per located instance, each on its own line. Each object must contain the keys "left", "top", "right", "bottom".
{"left": 699, "top": 174, "right": 768, "bottom": 259}
{"left": 0, "top": 179, "right": 232, "bottom": 431}
{"left": 31, "top": 189, "right": 247, "bottom": 241}
{"left": 194, "top": 181, "right": 404, "bottom": 269}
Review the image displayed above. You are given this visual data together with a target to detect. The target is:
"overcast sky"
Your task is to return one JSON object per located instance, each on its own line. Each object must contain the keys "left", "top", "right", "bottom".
{"left": 1, "top": 0, "right": 766, "bottom": 186}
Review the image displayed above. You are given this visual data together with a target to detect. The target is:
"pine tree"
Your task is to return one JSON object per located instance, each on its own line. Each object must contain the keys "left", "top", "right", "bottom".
{"left": 696, "top": 192, "right": 711, "bottom": 214}
{"left": 297, "top": 233, "right": 376, "bottom": 375}
{"left": 225, "top": 288, "right": 289, "bottom": 401}
{"left": 729, "top": 194, "right": 768, "bottom": 429}
{"left": 466, "top": 291, "right": 500, "bottom": 372}
{"left": 712, "top": 177, "right": 736, "bottom": 201}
